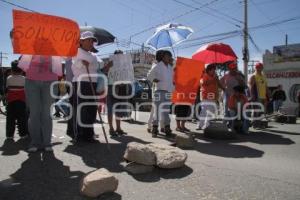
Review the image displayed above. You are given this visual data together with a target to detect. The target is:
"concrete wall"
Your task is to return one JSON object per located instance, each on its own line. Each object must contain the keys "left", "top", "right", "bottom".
{"left": 263, "top": 51, "right": 300, "bottom": 115}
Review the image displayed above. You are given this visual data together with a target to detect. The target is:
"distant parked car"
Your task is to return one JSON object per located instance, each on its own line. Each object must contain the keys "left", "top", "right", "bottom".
{"left": 131, "top": 79, "right": 152, "bottom": 111}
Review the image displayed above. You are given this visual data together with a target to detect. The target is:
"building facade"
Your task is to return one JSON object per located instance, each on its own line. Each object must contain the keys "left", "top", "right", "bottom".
{"left": 263, "top": 43, "right": 300, "bottom": 115}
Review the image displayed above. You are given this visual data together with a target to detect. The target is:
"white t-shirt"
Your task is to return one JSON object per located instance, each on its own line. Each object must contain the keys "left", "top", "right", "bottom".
{"left": 147, "top": 61, "right": 174, "bottom": 92}
{"left": 72, "top": 48, "right": 100, "bottom": 82}
{"left": 6, "top": 75, "right": 25, "bottom": 88}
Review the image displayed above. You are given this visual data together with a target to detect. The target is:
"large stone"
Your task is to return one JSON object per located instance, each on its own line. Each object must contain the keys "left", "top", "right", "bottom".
{"left": 124, "top": 162, "right": 154, "bottom": 174}
{"left": 80, "top": 168, "right": 118, "bottom": 198}
{"left": 147, "top": 143, "right": 187, "bottom": 169}
{"left": 124, "top": 142, "right": 156, "bottom": 165}
{"left": 175, "top": 133, "right": 194, "bottom": 148}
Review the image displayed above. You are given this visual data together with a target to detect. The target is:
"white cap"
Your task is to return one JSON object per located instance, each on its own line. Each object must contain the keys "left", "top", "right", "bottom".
{"left": 80, "top": 31, "right": 98, "bottom": 43}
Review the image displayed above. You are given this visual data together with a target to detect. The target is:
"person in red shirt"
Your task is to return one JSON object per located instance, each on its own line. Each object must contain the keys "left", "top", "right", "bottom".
{"left": 5, "top": 60, "right": 28, "bottom": 139}
{"left": 197, "top": 64, "right": 224, "bottom": 130}
{"left": 228, "top": 85, "right": 250, "bottom": 134}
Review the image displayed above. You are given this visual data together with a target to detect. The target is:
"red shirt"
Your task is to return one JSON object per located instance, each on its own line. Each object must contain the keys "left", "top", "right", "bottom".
{"left": 200, "top": 73, "right": 218, "bottom": 101}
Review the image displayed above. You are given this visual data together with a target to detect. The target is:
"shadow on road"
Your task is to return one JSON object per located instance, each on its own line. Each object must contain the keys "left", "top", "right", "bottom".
{"left": 0, "top": 138, "right": 30, "bottom": 156}
{"left": 129, "top": 165, "right": 193, "bottom": 183}
{"left": 191, "top": 129, "right": 296, "bottom": 158}
{"left": 0, "top": 152, "right": 107, "bottom": 200}
{"left": 193, "top": 139, "right": 265, "bottom": 158}
{"left": 240, "top": 131, "right": 296, "bottom": 145}
{"left": 64, "top": 135, "right": 149, "bottom": 173}
{"left": 0, "top": 152, "right": 121, "bottom": 200}
{"left": 194, "top": 129, "right": 295, "bottom": 146}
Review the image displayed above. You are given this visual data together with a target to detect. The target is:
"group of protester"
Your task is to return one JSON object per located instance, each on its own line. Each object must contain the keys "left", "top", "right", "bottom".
{"left": 146, "top": 50, "right": 286, "bottom": 137}
{"left": 4, "top": 30, "right": 290, "bottom": 153}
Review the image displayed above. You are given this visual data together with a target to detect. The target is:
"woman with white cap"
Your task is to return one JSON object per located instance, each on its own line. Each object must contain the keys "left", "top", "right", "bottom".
{"left": 66, "top": 31, "right": 100, "bottom": 142}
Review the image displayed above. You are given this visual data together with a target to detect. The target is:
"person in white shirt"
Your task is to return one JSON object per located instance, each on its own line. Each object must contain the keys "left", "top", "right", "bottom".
{"left": 6, "top": 60, "right": 28, "bottom": 139}
{"left": 66, "top": 31, "right": 99, "bottom": 143}
{"left": 147, "top": 50, "right": 174, "bottom": 137}
{"left": 147, "top": 50, "right": 165, "bottom": 133}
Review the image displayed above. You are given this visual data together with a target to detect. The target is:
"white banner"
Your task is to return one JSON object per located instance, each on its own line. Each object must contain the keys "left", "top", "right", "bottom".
{"left": 108, "top": 54, "right": 134, "bottom": 83}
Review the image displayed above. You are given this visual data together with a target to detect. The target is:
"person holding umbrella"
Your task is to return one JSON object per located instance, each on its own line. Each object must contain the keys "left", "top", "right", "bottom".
{"left": 147, "top": 50, "right": 174, "bottom": 137}
{"left": 197, "top": 63, "right": 224, "bottom": 130}
{"left": 147, "top": 50, "right": 165, "bottom": 133}
{"left": 66, "top": 31, "right": 99, "bottom": 142}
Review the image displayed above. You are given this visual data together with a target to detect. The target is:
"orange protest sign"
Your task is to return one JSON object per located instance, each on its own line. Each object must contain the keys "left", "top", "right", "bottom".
{"left": 12, "top": 9, "right": 79, "bottom": 56}
{"left": 172, "top": 57, "right": 205, "bottom": 104}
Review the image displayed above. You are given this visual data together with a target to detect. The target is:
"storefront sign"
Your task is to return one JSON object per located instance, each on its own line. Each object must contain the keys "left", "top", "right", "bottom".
{"left": 266, "top": 71, "right": 300, "bottom": 78}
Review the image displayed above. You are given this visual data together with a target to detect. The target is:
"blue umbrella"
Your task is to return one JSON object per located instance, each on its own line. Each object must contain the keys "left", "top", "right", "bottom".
{"left": 145, "top": 23, "right": 193, "bottom": 50}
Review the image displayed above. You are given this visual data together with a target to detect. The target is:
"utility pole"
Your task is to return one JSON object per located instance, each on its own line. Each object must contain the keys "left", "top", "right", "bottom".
{"left": 243, "top": 0, "right": 249, "bottom": 83}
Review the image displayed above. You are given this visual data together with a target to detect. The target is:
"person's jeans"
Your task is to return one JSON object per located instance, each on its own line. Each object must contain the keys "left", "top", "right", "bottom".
{"left": 229, "top": 110, "right": 249, "bottom": 134}
{"left": 273, "top": 100, "right": 283, "bottom": 112}
{"left": 25, "top": 79, "right": 54, "bottom": 148}
{"left": 148, "top": 105, "right": 164, "bottom": 129}
{"left": 152, "top": 90, "right": 171, "bottom": 127}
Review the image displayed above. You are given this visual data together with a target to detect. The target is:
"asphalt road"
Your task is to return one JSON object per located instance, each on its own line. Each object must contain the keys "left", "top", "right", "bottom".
{"left": 0, "top": 112, "right": 300, "bottom": 200}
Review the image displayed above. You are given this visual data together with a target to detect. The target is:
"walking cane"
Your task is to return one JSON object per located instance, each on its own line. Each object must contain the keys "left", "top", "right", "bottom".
{"left": 85, "top": 64, "right": 110, "bottom": 151}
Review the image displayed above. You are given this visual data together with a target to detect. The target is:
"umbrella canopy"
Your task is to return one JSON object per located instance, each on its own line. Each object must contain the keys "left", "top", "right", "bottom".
{"left": 80, "top": 26, "right": 115, "bottom": 46}
{"left": 192, "top": 43, "right": 237, "bottom": 64}
{"left": 146, "top": 23, "right": 193, "bottom": 50}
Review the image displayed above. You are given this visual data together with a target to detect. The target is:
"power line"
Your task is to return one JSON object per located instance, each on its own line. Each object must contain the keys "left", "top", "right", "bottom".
{"left": 172, "top": 0, "right": 242, "bottom": 28}
{"left": 176, "top": 14, "right": 300, "bottom": 50}
{"left": 0, "top": 0, "right": 36, "bottom": 12}
{"left": 249, "top": 0, "right": 285, "bottom": 35}
{"left": 178, "top": 33, "right": 241, "bottom": 50}
{"left": 189, "top": 0, "right": 243, "bottom": 24}
{"left": 130, "top": 0, "right": 221, "bottom": 38}
{"left": 248, "top": 34, "right": 262, "bottom": 53}
{"left": 249, "top": 15, "right": 300, "bottom": 31}
{"left": 185, "top": 30, "right": 241, "bottom": 43}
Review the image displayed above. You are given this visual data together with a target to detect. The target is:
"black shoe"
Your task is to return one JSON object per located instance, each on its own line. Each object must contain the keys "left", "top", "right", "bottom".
{"left": 152, "top": 126, "right": 159, "bottom": 137}
{"left": 116, "top": 129, "right": 127, "bottom": 136}
{"left": 109, "top": 129, "right": 118, "bottom": 137}
{"left": 160, "top": 128, "right": 165, "bottom": 133}
{"left": 164, "top": 125, "right": 172, "bottom": 137}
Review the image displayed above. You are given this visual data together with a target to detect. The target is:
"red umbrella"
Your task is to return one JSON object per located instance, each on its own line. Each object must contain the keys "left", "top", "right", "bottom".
{"left": 192, "top": 43, "right": 237, "bottom": 64}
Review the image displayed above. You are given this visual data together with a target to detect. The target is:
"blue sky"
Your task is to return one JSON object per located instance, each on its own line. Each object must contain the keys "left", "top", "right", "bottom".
{"left": 1, "top": 0, "right": 300, "bottom": 69}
